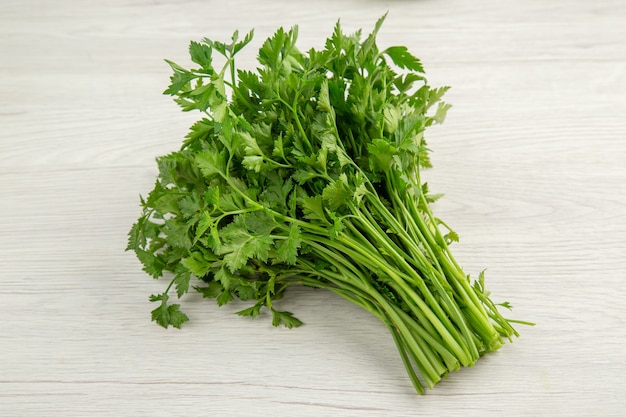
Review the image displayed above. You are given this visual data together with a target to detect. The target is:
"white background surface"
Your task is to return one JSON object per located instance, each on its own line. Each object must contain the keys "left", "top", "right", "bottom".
{"left": 1, "top": 0, "right": 625, "bottom": 416}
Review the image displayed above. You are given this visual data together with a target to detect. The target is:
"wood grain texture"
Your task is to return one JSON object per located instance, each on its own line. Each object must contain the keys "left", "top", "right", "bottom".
{"left": 1, "top": 0, "right": 625, "bottom": 416}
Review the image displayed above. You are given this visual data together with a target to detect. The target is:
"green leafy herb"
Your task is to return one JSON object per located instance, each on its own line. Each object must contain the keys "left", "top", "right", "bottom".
{"left": 127, "top": 15, "right": 531, "bottom": 394}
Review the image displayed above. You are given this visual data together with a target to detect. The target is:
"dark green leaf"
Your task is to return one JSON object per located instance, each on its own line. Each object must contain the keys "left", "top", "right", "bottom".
{"left": 173, "top": 270, "right": 191, "bottom": 298}
{"left": 163, "top": 60, "right": 195, "bottom": 95}
{"left": 216, "top": 290, "right": 234, "bottom": 306}
{"left": 300, "top": 195, "right": 326, "bottom": 222}
{"left": 328, "top": 212, "right": 344, "bottom": 239}
{"left": 384, "top": 46, "right": 424, "bottom": 73}
{"left": 322, "top": 175, "right": 353, "bottom": 211}
{"left": 189, "top": 41, "right": 213, "bottom": 69}
{"left": 271, "top": 309, "right": 303, "bottom": 328}
{"left": 236, "top": 304, "right": 262, "bottom": 318}
{"left": 126, "top": 217, "right": 145, "bottom": 251}
{"left": 368, "top": 139, "right": 396, "bottom": 173}
{"left": 167, "top": 304, "right": 190, "bottom": 328}
{"left": 218, "top": 224, "right": 274, "bottom": 272}
{"left": 244, "top": 210, "right": 277, "bottom": 235}
{"left": 135, "top": 249, "right": 166, "bottom": 278}
{"left": 275, "top": 223, "right": 301, "bottom": 265}
{"left": 292, "top": 169, "right": 318, "bottom": 185}
{"left": 163, "top": 218, "right": 192, "bottom": 249}
{"left": 195, "top": 149, "right": 226, "bottom": 178}
{"left": 150, "top": 294, "right": 189, "bottom": 329}
{"left": 214, "top": 266, "right": 237, "bottom": 290}
{"left": 182, "top": 250, "right": 214, "bottom": 277}
{"left": 195, "top": 281, "right": 223, "bottom": 299}
{"left": 236, "top": 282, "right": 260, "bottom": 301}
{"left": 233, "top": 29, "right": 255, "bottom": 55}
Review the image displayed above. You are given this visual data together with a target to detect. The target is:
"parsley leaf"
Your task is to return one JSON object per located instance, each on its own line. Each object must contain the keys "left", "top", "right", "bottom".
{"left": 150, "top": 293, "right": 190, "bottom": 329}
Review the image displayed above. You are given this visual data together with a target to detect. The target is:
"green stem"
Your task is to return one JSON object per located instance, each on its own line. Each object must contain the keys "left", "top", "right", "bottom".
{"left": 381, "top": 176, "right": 481, "bottom": 358}
{"left": 278, "top": 93, "right": 314, "bottom": 153}
{"left": 297, "top": 272, "right": 427, "bottom": 393}
{"left": 304, "top": 234, "right": 472, "bottom": 366}
{"left": 407, "top": 195, "right": 502, "bottom": 344}
{"left": 355, "top": 196, "right": 478, "bottom": 361}
{"left": 294, "top": 262, "right": 444, "bottom": 388}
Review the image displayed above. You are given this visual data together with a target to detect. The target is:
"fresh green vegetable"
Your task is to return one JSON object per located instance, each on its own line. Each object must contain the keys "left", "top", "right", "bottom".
{"left": 127, "top": 14, "right": 529, "bottom": 394}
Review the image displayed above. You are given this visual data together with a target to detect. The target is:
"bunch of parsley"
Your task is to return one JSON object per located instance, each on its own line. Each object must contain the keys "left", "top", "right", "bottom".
{"left": 127, "top": 15, "right": 527, "bottom": 393}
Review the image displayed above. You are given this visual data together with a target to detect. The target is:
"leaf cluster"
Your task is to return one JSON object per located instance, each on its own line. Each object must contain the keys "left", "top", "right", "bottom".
{"left": 127, "top": 15, "right": 526, "bottom": 393}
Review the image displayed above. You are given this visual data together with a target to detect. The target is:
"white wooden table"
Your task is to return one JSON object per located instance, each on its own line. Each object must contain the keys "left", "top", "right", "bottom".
{"left": 2, "top": 1, "right": 625, "bottom": 415}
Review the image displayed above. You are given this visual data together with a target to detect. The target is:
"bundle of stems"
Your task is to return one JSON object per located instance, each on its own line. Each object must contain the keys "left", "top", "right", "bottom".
{"left": 128, "top": 15, "right": 529, "bottom": 393}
